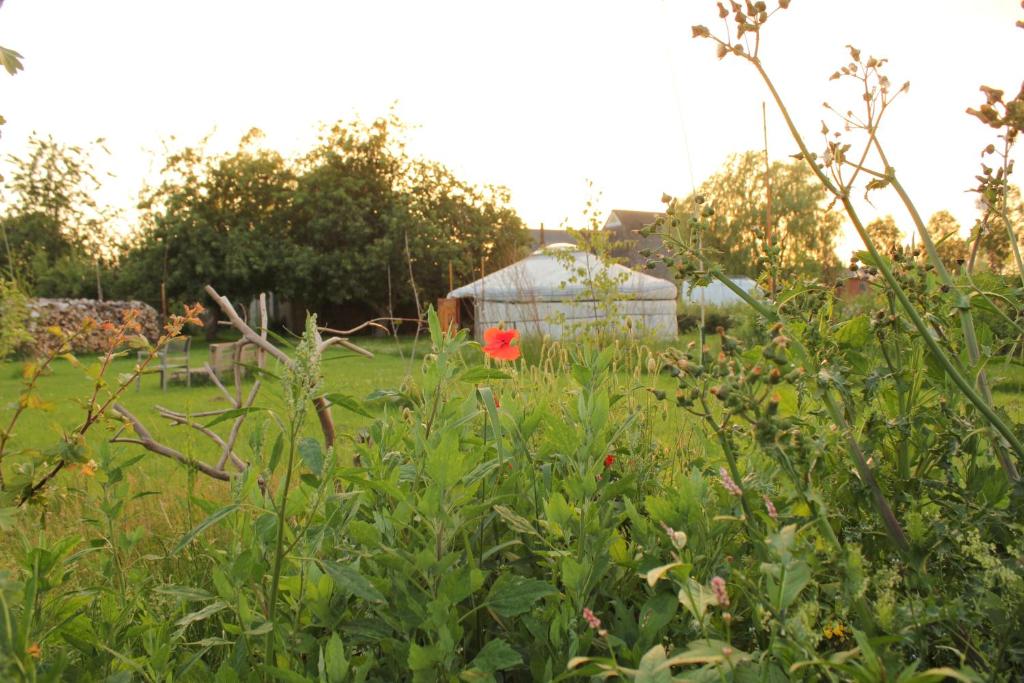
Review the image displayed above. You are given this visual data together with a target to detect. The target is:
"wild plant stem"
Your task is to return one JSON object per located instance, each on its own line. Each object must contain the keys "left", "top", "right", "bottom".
{"left": 748, "top": 54, "right": 1022, "bottom": 481}
{"left": 820, "top": 391, "right": 910, "bottom": 554}
{"left": 265, "top": 421, "right": 299, "bottom": 668}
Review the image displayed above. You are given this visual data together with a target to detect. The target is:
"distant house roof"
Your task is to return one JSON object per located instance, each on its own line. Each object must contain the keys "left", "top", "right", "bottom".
{"left": 603, "top": 209, "right": 669, "bottom": 279}
{"left": 528, "top": 227, "right": 575, "bottom": 250}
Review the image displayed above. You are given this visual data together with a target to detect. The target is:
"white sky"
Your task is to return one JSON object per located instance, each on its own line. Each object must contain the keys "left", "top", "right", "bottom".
{"left": 1, "top": 0, "right": 1021, "bottom": 260}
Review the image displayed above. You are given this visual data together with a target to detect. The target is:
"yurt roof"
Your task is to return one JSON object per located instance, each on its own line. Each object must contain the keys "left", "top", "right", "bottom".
{"left": 447, "top": 247, "right": 678, "bottom": 303}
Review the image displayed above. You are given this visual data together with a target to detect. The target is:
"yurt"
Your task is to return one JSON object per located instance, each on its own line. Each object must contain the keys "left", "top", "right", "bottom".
{"left": 677, "top": 277, "right": 758, "bottom": 307}
{"left": 446, "top": 244, "right": 678, "bottom": 340}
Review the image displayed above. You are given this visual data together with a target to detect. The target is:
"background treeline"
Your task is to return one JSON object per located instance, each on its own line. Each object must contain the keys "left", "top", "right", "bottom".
{"left": 0, "top": 116, "right": 530, "bottom": 327}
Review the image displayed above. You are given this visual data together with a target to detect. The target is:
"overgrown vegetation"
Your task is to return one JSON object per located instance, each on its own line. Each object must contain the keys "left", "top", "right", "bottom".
{"left": 1, "top": 1, "right": 1024, "bottom": 681}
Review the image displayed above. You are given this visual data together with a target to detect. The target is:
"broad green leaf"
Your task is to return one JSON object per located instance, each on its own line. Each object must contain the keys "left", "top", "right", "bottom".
{"left": 834, "top": 315, "right": 871, "bottom": 347}
{"left": 324, "top": 392, "right": 373, "bottom": 418}
{"left": 322, "top": 561, "right": 385, "bottom": 603}
{"left": 298, "top": 437, "right": 323, "bottom": 477}
{"left": 486, "top": 574, "right": 558, "bottom": 617}
{"left": 260, "top": 665, "right": 310, "bottom": 683}
{"left": 170, "top": 504, "right": 239, "bottom": 556}
{"left": 635, "top": 645, "right": 673, "bottom": 683}
{"left": 678, "top": 578, "right": 716, "bottom": 620}
{"left": 645, "top": 562, "right": 683, "bottom": 587}
{"left": 467, "top": 638, "right": 523, "bottom": 673}
{"left": 324, "top": 632, "right": 349, "bottom": 683}
{"left": 408, "top": 641, "right": 440, "bottom": 671}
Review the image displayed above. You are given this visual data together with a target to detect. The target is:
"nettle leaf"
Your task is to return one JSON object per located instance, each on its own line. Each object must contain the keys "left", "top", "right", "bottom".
{"left": 486, "top": 574, "right": 558, "bottom": 617}
{"left": 322, "top": 561, "right": 386, "bottom": 603}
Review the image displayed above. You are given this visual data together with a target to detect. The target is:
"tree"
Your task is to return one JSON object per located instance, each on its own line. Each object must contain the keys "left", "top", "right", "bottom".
{"left": 123, "top": 129, "right": 295, "bottom": 320}
{"left": 0, "top": 133, "right": 114, "bottom": 298}
{"left": 974, "top": 184, "right": 1023, "bottom": 273}
{"left": 282, "top": 116, "right": 528, "bottom": 318}
{"left": 865, "top": 215, "right": 904, "bottom": 251}
{"left": 686, "top": 151, "right": 842, "bottom": 276}
{"left": 926, "top": 210, "right": 969, "bottom": 269}
{"left": 123, "top": 116, "right": 529, "bottom": 326}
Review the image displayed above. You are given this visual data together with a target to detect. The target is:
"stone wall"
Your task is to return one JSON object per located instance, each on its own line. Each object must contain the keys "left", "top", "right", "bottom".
{"left": 26, "top": 298, "right": 162, "bottom": 355}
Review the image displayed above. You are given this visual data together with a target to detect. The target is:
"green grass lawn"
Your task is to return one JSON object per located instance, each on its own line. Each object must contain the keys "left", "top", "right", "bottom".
{"left": 2, "top": 329, "right": 1022, "bottom": 498}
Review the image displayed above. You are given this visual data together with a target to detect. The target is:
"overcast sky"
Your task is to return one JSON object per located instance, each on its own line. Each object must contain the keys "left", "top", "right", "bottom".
{"left": 1, "top": 0, "right": 1021, "bottom": 258}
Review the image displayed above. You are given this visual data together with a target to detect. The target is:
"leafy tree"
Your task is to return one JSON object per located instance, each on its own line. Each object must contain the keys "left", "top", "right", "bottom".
{"left": 122, "top": 129, "right": 296, "bottom": 318}
{"left": 282, "top": 116, "right": 527, "bottom": 317}
{"left": 0, "top": 134, "right": 114, "bottom": 298}
{"left": 926, "top": 209, "right": 968, "bottom": 269}
{"left": 865, "top": 215, "right": 903, "bottom": 251}
{"left": 686, "top": 151, "right": 842, "bottom": 276}
{"left": 974, "top": 184, "right": 1023, "bottom": 273}
{"left": 123, "top": 117, "right": 529, "bottom": 325}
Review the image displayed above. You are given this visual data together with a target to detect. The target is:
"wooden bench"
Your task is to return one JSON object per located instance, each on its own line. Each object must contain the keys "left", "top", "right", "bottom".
{"left": 207, "top": 341, "right": 258, "bottom": 381}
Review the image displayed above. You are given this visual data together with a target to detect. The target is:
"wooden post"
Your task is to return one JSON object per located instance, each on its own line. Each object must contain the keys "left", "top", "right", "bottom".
{"left": 437, "top": 298, "right": 459, "bottom": 335}
{"left": 448, "top": 261, "right": 454, "bottom": 293}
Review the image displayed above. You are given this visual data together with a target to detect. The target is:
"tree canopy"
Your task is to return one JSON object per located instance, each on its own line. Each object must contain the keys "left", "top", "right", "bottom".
{"left": 119, "top": 117, "right": 529, "bottom": 321}
{"left": 685, "top": 151, "right": 843, "bottom": 276}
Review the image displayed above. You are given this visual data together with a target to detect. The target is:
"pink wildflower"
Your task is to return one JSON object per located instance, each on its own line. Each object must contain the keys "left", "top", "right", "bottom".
{"left": 763, "top": 495, "right": 778, "bottom": 519}
{"left": 719, "top": 467, "right": 742, "bottom": 496}
{"left": 711, "top": 576, "right": 730, "bottom": 607}
{"left": 582, "top": 607, "right": 602, "bottom": 631}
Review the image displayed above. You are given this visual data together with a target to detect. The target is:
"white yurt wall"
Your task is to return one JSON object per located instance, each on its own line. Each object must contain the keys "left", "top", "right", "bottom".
{"left": 447, "top": 245, "right": 678, "bottom": 341}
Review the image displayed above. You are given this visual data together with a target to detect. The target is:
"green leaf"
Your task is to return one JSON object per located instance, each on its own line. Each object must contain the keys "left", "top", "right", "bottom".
{"left": 834, "top": 315, "right": 871, "bottom": 348}
{"left": 458, "top": 366, "right": 512, "bottom": 382}
{"left": 260, "top": 665, "right": 310, "bottom": 683}
{"left": 467, "top": 638, "right": 523, "bottom": 673}
{"left": 408, "top": 641, "right": 440, "bottom": 671}
{"left": 492, "top": 505, "right": 540, "bottom": 537}
{"left": 203, "top": 407, "right": 266, "bottom": 428}
{"left": 322, "top": 561, "right": 386, "bottom": 603}
{"left": 485, "top": 574, "right": 558, "bottom": 617}
{"left": 678, "top": 578, "right": 716, "bottom": 620}
{"left": 324, "top": 632, "right": 349, "bottom": 683}
{"left": 298, "top": 437, "right": 323, "bottom": 477}
{"left": 635, "top": 645, "right": 673, "bottom": 683}
{"left": 153, "top": 585, "right": 216, "bottom": 602}
{"left": 638, "top": 592, "right": 678, "bottom": 646}
{"left": 174, "top": 600, "right": 229, "bottom": 630}
{"left": 324, "top": 393, "right": 373, "bottom": 418}
{"left": 170, "top": 504, "right": 239, "bottom": 556}
{"left": 427, "top": 305, "right": 443, "bottom": 347}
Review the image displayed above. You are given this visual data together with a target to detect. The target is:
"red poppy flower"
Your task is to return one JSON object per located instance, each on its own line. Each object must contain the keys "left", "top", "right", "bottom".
{"left": 604, "top": 454, "right": 615, "bottom": 468}
{"left": 482, "top": 327, "right": 521, "bottom": 361}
